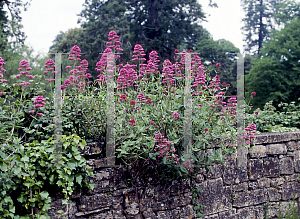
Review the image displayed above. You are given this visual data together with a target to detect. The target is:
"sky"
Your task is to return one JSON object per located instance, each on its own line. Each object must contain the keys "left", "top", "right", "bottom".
{"left": 18, "top": 0, "right": 245, "bottom": 58}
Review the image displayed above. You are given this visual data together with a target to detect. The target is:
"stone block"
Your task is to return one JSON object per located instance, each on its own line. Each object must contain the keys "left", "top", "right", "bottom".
{"left": 248, "top": 159, "right": 264, "bottom": 180}
{"left": 223, "top": 159, "right": 248, "bottom": 185}
{"left": 281, "top": 181, "right": 300, "bottom": 200}
{"left": 218, "top": 209, "right": 237, "bottom": 219}
{"left": 280, "top": 157, "right": 294, "bottom": 174}
{"left": 204, "top": 213, "right": 219, "bottom": 219}
{"left": 232, "top": 189, "right": 268, "bottom": 208}
{"left": 293, "top": 150, "right": 300, "bottom": 172}
{"left": 257, "top": 177, "right": 270, "bottom": 188}
{"left": 266, "top": 143, "right": 287, "bottom": 155}
{"left": 86, "top": 168, "right": 126, "bottom": 194}
{"left": 78, "top": 141, "right": 103, "bottom": 156}
{"left": 248, "top": 181, "right": 258, "bottom": 190}
{"left": 79, "top": 193, "right": 122, "bottom": 212}
{"left": 270, "top": 177, "right": 285, "bottom": 187}
{"left": 232, "top": 182, "right": 248, "bottom": 192}
{"left": 47, "top": 199, "right": 77, "bottom": 219}
{"left": 267, "top": 187, "right": 281, "bottom": 201}
{"left": 196, "top": 178, "right": 232, "bottom": 215}
{"left": 249, "top": 145, "right": 266, "bottom": 158}
{"left": 287, "top": 141, "right": 299, "bottom": 151}
{"left": 204, "top": 163, "right": 224, "bottom": 179}
{"left": 263, "top": 157, "right": 280, "bottom": 177}
{"left": 236, "top": 205, "right": 264, "bottom": 219}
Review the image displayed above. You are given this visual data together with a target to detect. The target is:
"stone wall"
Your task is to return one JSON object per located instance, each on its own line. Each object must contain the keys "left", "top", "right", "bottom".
{"left": 47, "top": 131, "right": 300, "bottom": 218}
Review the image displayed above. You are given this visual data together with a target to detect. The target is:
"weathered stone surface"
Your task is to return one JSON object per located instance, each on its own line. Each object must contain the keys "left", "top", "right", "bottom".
{"left": 86, "top": 158, "right": 107, "bottom": 170}
{"left": 46, "top": 132, "right": 300, "bottom": 219}
{"left": 89, "top": 206, "right": 126, "bottom": 219}
{"left": 249, "top": 145, "right": 266, "bottom": 158}
{"left": 280, "top": 157, "right": 294, "bottom": 174}
{"left": 47, "top": 199, "right": 77, "bottom": 219}
{"left": 248, "top": 159, "right": 264, "bottom": 180}
{"left": 287, "top": 141, "right": 299, "bottom": 151}
{"left": 266, "top": 201, "right": 298, "bottom": 218}
{"left": 266, "top": 143, "right": 287, "bottom": 155}
{"left": 223, "top": 159, "right": 248, "bottom": 185}
{"left": 267, "top": 187, "right": 281, "bottom": 201}
{"left": 270, "top": 177, "right": 285, "bottom": 187}
{"left": 155, "top": 205, "right": 196, "bottom": 219}
{"left": 285, "top": 173, "right": 300, "bottom": 182}
{"left": 79, "top": 193, "right": 122, "bottom": 212}
{"left": 281, "top": 181, "right": 300, "bottom": 200}
{"left": 78, "top": 141, "right": 104, "bottom": 156}
{"left": 253, "top": 131, "right": 300, "bottom": 144}
{"left": 204, "top": 214, "right": 219, "bottom": 219}
{"left": 232, "top": 189, "right": 267, "bottom": 208}
{"left": 236, "top": 205, "right": 264, "bottom": 219}
{"left": 293, "top": 150, "right": 300, "bottom": 172}
{"left": 257, "top": 177, "right": 270, "bottom": 188}
{"left": 197, "top": 178, "right": 232, "bottom": 215}
{"left": 86, "top": 168, "right": 126, "bottom": 194}
{"left": 263, "top": 157, "right": 280, "bottom": 177}
{"left": 143, "top": 207, "right": 157, "bottom": 219}
{"left": 232, "top": 182, "right": 248, "bottom": 192}
{"left": 248, "top": 181, "right": 258, "bottom": 190}
{"left": 218, "top": 209, "right": 237, "bottom": 219}
{"left": 204, "top": 163, "right": 224, "bottom": 179}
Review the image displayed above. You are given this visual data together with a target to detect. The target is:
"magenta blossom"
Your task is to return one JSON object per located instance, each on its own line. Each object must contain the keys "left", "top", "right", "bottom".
{"left": 172, "top": 112, "right": 180, "bottom": 119}
{"left": 29, "top": 110, "right": 35, "bottom": 114}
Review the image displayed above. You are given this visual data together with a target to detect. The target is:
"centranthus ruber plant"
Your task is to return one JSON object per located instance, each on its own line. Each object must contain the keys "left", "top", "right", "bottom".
{"left": 70, "top": 30, "right": 256, "bottom": 174}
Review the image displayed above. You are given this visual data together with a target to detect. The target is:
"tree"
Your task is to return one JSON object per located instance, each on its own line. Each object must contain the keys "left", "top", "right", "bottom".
{"left": 196, "top": 38, "right": 240, "bottom": 96}
{"left": 49, "top": 28, "right": 84, "bottom": 53}
{"left": 245, "top": 17, "right": 300, "bottom": 112}
{"left": 125, "top": 0, "right": 207, "bottom": 61}
{"left": 1, "top": 0, "right": 31, "bottom": 53}
{"left": 241, "top": 0, "right": 282, "bottom": 55}
{"left": 275, "top": 0, "right": 300, "bottom": 26}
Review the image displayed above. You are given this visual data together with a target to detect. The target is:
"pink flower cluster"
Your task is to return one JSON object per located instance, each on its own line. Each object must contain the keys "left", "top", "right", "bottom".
{"left": 68, "top": 45, "right": 81, "bottom": 61}
{"left": 33, "top": 95, "right": 46, "bottom": 108}
{"left": 154, "top": 133, "right": 179, "bottom": 163}
{"left": 0, "top": 57, "right": 6, "bottom": 83}
{"left": 44, "top": 59, "right": 56, "bottom": 74}
{"left": 162, "top": 59, "right": 175, "bottom": 87}
{"left": 107, "top": 30, "right": 123, "bottom": 55}
{"left": 16, "top": 60, "right": 32, "bottom": 86}
{"left": 60, "top": 46, "right": 92, "bottom": 90}
{"left": 171, "top": 112, "right": 180, "bottom": 119}
{"left": 117, "top": 64, "right": 138, "bottom": 89}
{"left": 145, "top": 51, "right": 160, "bottom": 75}
{"left": 243, "top": 123, "right": 256, "bottom": 145}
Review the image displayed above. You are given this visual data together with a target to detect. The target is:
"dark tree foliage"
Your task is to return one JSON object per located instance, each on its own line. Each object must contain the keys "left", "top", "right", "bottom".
{"left": 275, "top": 0, "right": 300, "bottom": 25}
{"left": 245, "top": 17, "right": 300, "bottom": 112}
{"left": 241, "top": 0, "right": 282, "bottom": 55}
{"left": 196, "top": 38, "right": 240, "bottom": 96}
{"left": 125, "top": 0, "right": 208, "bottom": 61}
{"left": 58, "top": 0, "right": 213, "bottom": 78}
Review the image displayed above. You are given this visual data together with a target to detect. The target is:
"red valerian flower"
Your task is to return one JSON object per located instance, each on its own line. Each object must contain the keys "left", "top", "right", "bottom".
{"left": 216, "top": 63, "right": 221, "bottom": 68}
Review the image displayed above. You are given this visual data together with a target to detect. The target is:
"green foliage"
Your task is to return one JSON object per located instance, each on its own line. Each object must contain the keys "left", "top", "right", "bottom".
{"left": 245, "top": 16, "right": 300, "bottom": 111}
{"left": 245, "top": 100, "right": 300, "bottom": 133}
{"left": 196, "top": 38, "right": 240, "bottom": 96}
{"left": 0, "top": 134, "right": 94, "bottom": 218}
{"left": 275, "top": 0, "right": 300, "bottom": 26}
{"left": 241, "top": 0, "right": 282, "bottom": 54}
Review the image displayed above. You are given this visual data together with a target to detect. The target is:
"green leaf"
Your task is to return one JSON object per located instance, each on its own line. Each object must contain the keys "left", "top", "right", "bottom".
{"left": 76, "top": 174, "right": 83, "bottom": 184}
{"left": 39, "top": 191, "right": 49, "bottom": 200}
{"left": 21, "top": 156, "right": 29, "bottom": 162}
{"left": 68, "top": 160, "right": 76, "bottom": 169}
